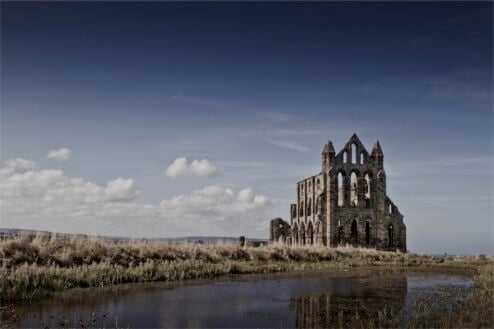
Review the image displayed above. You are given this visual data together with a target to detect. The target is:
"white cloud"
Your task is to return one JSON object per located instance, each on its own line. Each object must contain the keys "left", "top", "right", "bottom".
{"left": 3, "top": 157, "right": 36, "bottom": 170}
{"left": 165, "top": 157, "right": 220, "bottom": 178}
{"left": 0, "top": 158, "right": 279, "bottom": 238}
{"left": 159, "top": 186, "right": 280, "bottom": 235}
{"left": 237, "top": 187, "right": 255, "bottom": 203}
{"left": 46, "top": 147, "right": 72, "bottom": 161}
{"left": 5, "top": 158, "right": 38, "bottom": 170}
{"left": 105, "top": 178, "right": 140, "bottom": 202}
{"left": 0, "top": 158, "right": 143, "bottom": 227}
{"left": 0, "top": 158, "right": 39, "bottom": 180}
{"left": 165, "top": 157, "right": 189, "bottom": 177}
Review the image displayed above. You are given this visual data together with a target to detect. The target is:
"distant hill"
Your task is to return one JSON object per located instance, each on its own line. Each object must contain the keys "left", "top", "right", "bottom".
{"left": 0, "top": 228, "right": 267, "bottom": 245}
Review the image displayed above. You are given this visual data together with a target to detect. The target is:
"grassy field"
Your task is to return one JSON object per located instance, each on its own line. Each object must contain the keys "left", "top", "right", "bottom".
{"left": 1, "top": 235, "right": 491, "bottom": 301}
{"left": 1, "top": 235, "right": 492, "bottom": 328}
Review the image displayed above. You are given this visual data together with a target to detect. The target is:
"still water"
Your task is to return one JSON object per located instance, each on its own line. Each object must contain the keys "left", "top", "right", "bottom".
{"left": 4, "top": 267, "right": 473, "bottom": 328}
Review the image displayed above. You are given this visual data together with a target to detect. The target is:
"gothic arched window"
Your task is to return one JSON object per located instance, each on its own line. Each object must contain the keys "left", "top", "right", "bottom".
{"left": 351, "top": 219, "right": 358, "bottom": 245}
{"left": 388, "top": 224, "right": 394, "bottom": 247}
{"left": 351, "top": 143, "right": 357, "bottom": 164}
{"left": 337, "top": 172, "right": 344, "bottom": 207}
{"left": 350, "top": 172, "right": 358, "bottom": 207}
{"left": 364, "top": 173, "right": 371, "bottom": 208}
{"left": 307, "top": 223, "right": 314, "bottom": 245}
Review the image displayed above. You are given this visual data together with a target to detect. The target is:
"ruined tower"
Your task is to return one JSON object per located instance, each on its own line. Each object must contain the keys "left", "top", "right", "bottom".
{"left": 269, "top": 134, "right": 406, "bottom": 252}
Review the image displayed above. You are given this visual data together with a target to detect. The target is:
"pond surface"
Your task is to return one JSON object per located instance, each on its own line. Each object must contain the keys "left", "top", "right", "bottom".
{"left": 4, "top": 267, "right": 473, "bottom": 328}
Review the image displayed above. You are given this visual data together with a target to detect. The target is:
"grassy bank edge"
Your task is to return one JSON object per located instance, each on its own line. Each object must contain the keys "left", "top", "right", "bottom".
{"left": 1, "top": 237, "right": 492, "bottom": 304}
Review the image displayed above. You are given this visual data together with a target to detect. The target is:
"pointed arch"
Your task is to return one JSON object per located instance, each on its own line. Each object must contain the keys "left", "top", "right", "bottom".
{"left": 300, "top": 223, "right": 306, "bottom": 246}
{"left": 337, "top": 171, "right": 345, "bottom": 207}
{"left": 351, "top": 143, "right": 357, "bottom": 164}
{"left": 360, "top": 152, "right": 365, "bottom": 164}
{"left": 364, "top": 172, "right": 372, "bottom": 208}
{"left": 388, "top": 224, "right": 394, "bottom": 247}
{"left": 307, "top": 199, "right": 312, "bottom": 216}
{"left": 343, "top": 151, "right": 348, "bottom": 163}
{"left": 350, "top": 171, "right": 358, "bottom": 207}
{"left": 292, "top": 223, "right": 299, "bottom": 245}
{"left": 307, "top": 222, "right": 314, "bottom": 245}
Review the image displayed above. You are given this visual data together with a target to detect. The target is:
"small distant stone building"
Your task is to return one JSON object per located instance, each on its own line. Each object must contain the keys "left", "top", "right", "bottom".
{"left": 269, "top": 134, "right": 406, "bottom": 252}
{"left": 270, "top": 218, "right": 291, "bottom": 244}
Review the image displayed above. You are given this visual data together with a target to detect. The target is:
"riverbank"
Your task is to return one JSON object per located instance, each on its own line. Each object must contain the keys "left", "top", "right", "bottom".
{"left": 0, "top": 236, "right": 493, "bottom": 302}
{"left": 1, "top": 235, "right": 492, "bottom": 304}
{"left": 1, "top": 266, "right": 483, "bottom": 329}
{"left": 2, "top": 236, "right": 493, "bottom": 328}
{"left": 409, "top": 264, "right": 493, "bottom": 328}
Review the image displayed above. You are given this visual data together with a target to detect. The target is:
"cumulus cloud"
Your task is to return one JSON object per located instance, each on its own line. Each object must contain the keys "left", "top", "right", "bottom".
{"left": 0, "top": 158, "right": 279, "bottom": 238}
{"left": 0, "top": 158, "right": 39, "bottom": 180}
{"left": 165, "top": 157, "right": 219, "bottom": 178}
{"left": 105, "top": 178, "right": 140, "bottom": 202}
{"left": 0, "top": 158, "right": 142, "bottom": 227}
{"left": 160, "top": 186, "right": 273, "bottom": 219}
{"left": 5, "top": 158, "right": 38, "bottom": 170}
{"left": 46, "top": 147, "right": 72, "bottom": 161}
{"left": 159, "top": 186, "right": 280, "bottom": 235}
{"left": 165, "top": 157, "right": 189, "bottom": 177}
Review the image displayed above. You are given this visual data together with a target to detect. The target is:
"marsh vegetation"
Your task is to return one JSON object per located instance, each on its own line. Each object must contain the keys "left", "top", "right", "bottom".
{"left": 1, "top": 235, "right": 492, "bottom": 328}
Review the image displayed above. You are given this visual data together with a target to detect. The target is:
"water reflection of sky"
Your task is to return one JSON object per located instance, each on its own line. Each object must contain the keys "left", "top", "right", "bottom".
{"left": 9, "top": 269, "right": 473, "bottom": 329}
{"left": 407, "top": 274, "right": 473, "bottom": 289}
{"left": 401, "top": 274, "right": 474, "bottom": 327}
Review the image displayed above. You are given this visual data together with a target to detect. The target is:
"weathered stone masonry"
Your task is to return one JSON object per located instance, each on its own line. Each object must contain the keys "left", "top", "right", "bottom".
{"left": 269, "top": 134, "right": 406, "bottom": 252}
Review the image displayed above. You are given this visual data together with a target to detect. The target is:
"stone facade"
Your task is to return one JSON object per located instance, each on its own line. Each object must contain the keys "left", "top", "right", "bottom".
{"left": 269, "top": 217, "right": 292, "bottom": 244}
{"left": 269, "top": 134, "right": 406, "bottom": 252}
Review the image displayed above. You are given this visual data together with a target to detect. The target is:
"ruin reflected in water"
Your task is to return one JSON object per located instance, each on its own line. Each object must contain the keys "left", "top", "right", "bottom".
{"left": 4, "top": 268, "right": 473, "bottom": 329}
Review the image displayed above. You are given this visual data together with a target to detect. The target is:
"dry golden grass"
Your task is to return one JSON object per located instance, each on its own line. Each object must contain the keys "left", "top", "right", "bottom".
{"left": 1, "top": 234, "right": 492, "bottom": 304}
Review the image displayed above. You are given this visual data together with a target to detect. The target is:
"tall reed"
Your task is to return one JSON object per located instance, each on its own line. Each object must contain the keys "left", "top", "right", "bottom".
{"left": 1, "top": 235, "right": 492, "bottom": 303}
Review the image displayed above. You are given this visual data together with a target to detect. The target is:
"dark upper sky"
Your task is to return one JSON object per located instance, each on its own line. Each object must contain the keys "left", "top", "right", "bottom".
{"left": 1, "top": 2, "right": 492, "bottom": 253}
{"left": 2, "top": 2, "right": 491, "bottom": 115}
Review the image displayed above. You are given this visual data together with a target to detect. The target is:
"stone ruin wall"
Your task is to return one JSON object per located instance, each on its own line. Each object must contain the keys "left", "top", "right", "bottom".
{"left": 269, "top": 134, "right": 406, "bottom": 252}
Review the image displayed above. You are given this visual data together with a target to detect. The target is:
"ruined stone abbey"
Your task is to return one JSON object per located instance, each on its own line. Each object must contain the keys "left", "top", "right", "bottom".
{"left": 269, "top": 134, "right": 406, "bottom": 252}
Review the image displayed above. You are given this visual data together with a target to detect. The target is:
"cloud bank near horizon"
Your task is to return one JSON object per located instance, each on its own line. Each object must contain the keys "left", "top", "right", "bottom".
{"left": 0, "top": 157, "right": 279, "bottom": 238}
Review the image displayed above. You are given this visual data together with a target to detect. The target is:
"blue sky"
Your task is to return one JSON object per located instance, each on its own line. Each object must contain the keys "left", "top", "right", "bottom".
{"left": 1, "top": 2, "right": 492, "bottom": 254}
